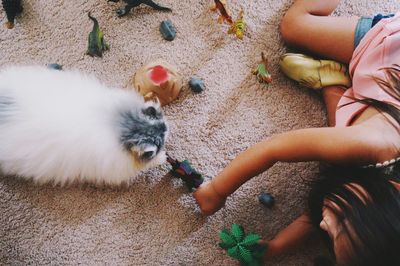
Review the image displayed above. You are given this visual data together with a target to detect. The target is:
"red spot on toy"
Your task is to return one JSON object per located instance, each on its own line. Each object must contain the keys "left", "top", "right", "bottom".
{"left": 149, "top": 65, "right": 169, "bottom": 85}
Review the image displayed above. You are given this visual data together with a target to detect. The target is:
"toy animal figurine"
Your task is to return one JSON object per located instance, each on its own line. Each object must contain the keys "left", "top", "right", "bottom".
{"left": 219, "top": 224, "right": 268, "bottom": 266}
{"left": 210, "top": 0, "right": 233, "bottom": 24}
{"left": 132, "top": 59, "right": 182, "bottom": 106}
{"left": 166, "top": 154, "right": 204, "bottom": 192}
{"left": 108, "top": 0, "right": 171, "bottom": 17}
{"left": 2, "top": 0, "right": 22, "bottom": 29}
{"left": 86, "top": 13, "right": 109, "bottom": 58}
{"left": 252, "top": 52, "right": 272, "bottom": 85}
{"left": 228, "top": 9, "right": 245, "bottom": 40}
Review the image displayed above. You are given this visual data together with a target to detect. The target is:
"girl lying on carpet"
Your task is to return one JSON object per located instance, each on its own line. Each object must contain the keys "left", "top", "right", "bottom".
{"left": 194, "top": 0, "right": 400, "bottom": 265}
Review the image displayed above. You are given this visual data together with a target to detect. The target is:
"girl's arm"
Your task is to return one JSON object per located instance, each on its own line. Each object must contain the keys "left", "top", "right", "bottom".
{"left": 263, "top": 214, "right": 316, "bottom": 259}
{"left": 194, "top": 125, "right": 379, "bottom": 215}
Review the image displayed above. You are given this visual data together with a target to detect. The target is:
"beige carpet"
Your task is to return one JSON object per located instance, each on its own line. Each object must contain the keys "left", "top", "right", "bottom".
{"left": 0, "top": 0, "right": 398, "bottom": 265}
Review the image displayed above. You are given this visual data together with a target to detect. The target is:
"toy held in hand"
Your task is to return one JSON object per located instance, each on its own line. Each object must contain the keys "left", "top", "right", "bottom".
{"left": 252, "top": 52, "right": 272, "bottom": 85}
{"left": 2, "top": 0, "right": 22, "bottom": 29}
{"left": 108, "top": 0, "right": 171, "bottom": 17}
{"left": 219, "top": 224, "right": 268, "bottom": 266}
{"left": 166, "top": 154, "right": 204, "bottom": 191}
{"left": 86, "top": 13, "right": 109, "bottom": 57}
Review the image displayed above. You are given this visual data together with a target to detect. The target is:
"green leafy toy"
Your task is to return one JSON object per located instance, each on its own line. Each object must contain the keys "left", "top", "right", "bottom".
{"left": 219, "top": 224, "right": 267, "bottom": 266}
{"left": 2, "top": 0, "right": 23, "bottom": 29}
{"left": 166, "top": 154, "right": 204, "bottom": 192}
{"left": 252, "top": 52, "right": 272, "bottom": 85}
{"left": 86, "top": 13, "right": 109, "bottom": 57}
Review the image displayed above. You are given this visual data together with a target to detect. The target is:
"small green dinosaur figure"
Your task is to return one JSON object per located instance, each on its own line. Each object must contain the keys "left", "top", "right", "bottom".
{"left": 252, "top": 52, "right": 272, "bottom": 85}
{"left": 86, "top": 13, "right": 109, "bottom": 58}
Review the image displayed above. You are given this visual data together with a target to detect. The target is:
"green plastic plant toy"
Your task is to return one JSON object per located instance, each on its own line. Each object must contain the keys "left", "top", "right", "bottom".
{"left": 219, "top": 224, "right": 268, "bottom": 266}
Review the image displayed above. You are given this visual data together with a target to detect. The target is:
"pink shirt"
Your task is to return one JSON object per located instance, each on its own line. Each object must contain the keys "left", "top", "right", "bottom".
{"left": 335, "top": 12, "right": 400, "bottom": 127}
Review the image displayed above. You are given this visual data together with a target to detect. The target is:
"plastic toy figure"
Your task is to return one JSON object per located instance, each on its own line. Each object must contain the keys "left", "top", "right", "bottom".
{"left": 219, "top": 224, "right": 268, "bottom": 266}
{"left": 108, "top": 0, "right": 171, "bottom": 17}
{"left": 228, "top": 9, "right": 245, "bottom": 40}
{"left": 210, "top": 0, "right": 233, "bottom": 24}
{"left": 252, "top": 52, "right": 272, "bottom": 84}
{"left": 166, "top": 154, "right": 204, "bottom": 191}
{"left": 2, "top": 0, "right": 22, "bottom": 29}
{"left": 86, "top": 13, "right": 109, "bottom": 57}
{"left": 132, "top": 59, "right": 182, "bottom": 106}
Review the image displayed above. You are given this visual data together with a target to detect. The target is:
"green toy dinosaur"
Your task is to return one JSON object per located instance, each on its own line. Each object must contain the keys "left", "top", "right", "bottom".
{"left": 219, "top": 224, "right": 268, "bottom": 266}
{"left": 86, "top": 13, "right": 109, "bottom": 57}
{"left": 252, "top": 52, "right": 272, "bottom": 85}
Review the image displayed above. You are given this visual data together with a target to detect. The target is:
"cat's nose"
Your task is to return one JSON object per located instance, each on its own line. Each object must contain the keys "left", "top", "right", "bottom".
{"left": 140, "top": 145, "right": 158, "bottom": 160}
{"left": 141, "top": 150, "right": 155, "bottom": 160}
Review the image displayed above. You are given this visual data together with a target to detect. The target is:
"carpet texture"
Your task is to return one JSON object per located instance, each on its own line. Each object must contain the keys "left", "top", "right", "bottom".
{"left": 0, "top": 0, "right": 398, "bottom": 265}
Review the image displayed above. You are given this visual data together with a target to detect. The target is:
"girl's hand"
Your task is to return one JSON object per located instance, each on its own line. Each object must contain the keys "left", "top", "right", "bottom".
{"left": 193, "top": 181, "right": 226, "bottom": 215}
{"left": 258, "top": 239, "right": 281, "bottom": 260}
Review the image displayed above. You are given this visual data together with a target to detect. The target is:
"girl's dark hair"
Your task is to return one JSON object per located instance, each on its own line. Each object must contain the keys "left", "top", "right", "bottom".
{"left": 308, "top": 166, "right": 400, "bottom": 266}
{"left": 309, "top": 65, "right": 400, "bottom": 265}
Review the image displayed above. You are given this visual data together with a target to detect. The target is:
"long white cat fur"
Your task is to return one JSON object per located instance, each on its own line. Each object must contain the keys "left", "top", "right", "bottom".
{"left": 0, "top": 66, "right": 168, "bottom": 185}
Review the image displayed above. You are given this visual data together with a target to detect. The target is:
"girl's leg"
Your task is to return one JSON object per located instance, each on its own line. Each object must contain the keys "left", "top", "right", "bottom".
{"left": 280, "top": 0, "right": 359, "bottom": 63}
{"left": 322, "top": 86, "right": 346, "bottom": 127}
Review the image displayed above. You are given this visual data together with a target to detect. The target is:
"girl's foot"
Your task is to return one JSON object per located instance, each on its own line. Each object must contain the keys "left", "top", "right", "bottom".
{"left": 279, "top": 53, "right": 351, "bottom": 90}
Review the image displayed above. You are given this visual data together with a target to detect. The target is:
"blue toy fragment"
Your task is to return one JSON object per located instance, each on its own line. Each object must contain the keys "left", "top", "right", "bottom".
{"left": 47, "top": 63, "right": 63, "bottom": 70}
{"left": 188, "top": 77, "right": 205, "bottom": 93}
{"left": 160, "top": 20, "right": 176, "bottom": 41}
{"left": 258, "top": 192, "right": 275, "bottom": 208}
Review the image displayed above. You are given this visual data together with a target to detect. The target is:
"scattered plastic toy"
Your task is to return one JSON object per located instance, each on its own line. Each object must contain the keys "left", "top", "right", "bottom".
{"left": 108, "top": 0, "right": 171, "bottom": 17}
{"left": 47, "top": 63, "right": 63, "bottom": 70}
{"left": 159, "top": 20, "right": 176, "bottom": 41}
{"left": 2, "top": 0, "right": 22, "bottom": 29}
{"left": 252, "top": 52, "right": 272, "bottom": 85}
{"left": 210, "top": 0, "right": 233, "bottom": 24}
{"left": 228, "top": 9, "right": 245, "bottom": 40}
{"left": 258, "top": 192, "right": 275, "bottom": 208}
{"left": 166, "top": 154, "right": 204, "bottom": 192}
{"left": 219, "top": 224, "right": 268, "bottom": 266}
{"left": 86, "top": 13, "right": 109, "bottom": 58}
{"left": 188, "top": 77, "right": 205, "bottom": 93}
{"left": 132, "top": 59, "right": 182, "bottom": 106}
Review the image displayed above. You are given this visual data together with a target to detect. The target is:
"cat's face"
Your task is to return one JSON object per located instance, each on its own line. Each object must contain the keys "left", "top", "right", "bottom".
{"left": 119, "top": 100, "right": 168, "bottom": 167}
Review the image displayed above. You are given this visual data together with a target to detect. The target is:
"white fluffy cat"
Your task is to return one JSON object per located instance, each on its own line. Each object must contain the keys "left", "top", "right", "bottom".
{"left": 0, "top": 66, "right": 168, "bottom": 185}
